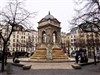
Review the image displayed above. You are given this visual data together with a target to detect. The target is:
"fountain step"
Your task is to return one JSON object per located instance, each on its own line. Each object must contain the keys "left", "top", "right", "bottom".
{"left": 30, "top": 57, "right": 47, "bottom": 59}
{"left": 30, "top": 44, "right": 69, "bottom": 61}
{"left": 32, "top": 54, "right": 46, "bottom": 56}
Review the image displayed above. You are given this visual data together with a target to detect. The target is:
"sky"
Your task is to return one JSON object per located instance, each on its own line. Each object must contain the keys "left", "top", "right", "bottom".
{"left": 0, "top": 0, "right": 76, "bottom": 33}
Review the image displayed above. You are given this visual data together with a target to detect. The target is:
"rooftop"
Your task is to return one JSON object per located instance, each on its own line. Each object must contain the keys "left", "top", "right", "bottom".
{"left": 44, "top": 11, "right": 54, "bottom": 19}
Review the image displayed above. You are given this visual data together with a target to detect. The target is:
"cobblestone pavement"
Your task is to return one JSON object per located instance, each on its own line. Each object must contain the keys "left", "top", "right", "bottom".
{"left": 0, "top": 61, "right": 100, "bottom": 75}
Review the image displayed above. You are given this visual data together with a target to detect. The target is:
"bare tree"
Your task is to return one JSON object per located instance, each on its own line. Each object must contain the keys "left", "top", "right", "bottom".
{"left": 71, "top": 0, "right": 100, "bottom": 65}
{"left": 74, "top": 36, "right": 86, "bottom": 49}
{"left": 0, "top": 0, "right": 36, "bottom": 72}
{"left": 71, "top": 0, "right": 100, "bottom": 33}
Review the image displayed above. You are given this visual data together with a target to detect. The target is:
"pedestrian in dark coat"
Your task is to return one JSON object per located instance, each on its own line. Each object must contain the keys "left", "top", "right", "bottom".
{"left": 75, "top": 51, "right": 79, "bottom": 64}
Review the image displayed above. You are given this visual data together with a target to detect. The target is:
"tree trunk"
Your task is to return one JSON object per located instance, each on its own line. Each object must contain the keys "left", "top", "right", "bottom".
{"left": 1, "top": 42, "right": 7, "bottom": 72}
{"left": 5, "top": 44, "right": 8, "bottom": 65}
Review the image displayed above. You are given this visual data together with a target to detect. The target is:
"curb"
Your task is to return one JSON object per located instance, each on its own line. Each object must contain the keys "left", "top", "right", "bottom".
{"left": 71, "top": 64, "right": 82, "bottom": 69}
{"left": 12, "top": 63, "right": 24, "bottom": 67}
{"left": 79, "top": 61, "right": 100, "bottom": 66}
{"left": 11, "top": 63, "right": 32, "bottom": 70}
{"left": 20, "top": 60, "right": 75, "bottom": 63}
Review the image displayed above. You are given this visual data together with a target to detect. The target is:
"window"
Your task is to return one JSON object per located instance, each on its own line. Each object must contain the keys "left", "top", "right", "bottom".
{"left": 13, "top": 48, "right": 15, "bottom": 51}
{"left": 17, "top": 39, "right": 19, "bottom": 42}
{"left": 71, "top": 39, "right": 73, "bottom": 42}
{"left": 13, "top": 35, "right": 15, "bottom": 38}
{"left": 21, "top": 36, "right": 23, "bottom": 39}
{"left": 71, "top": 36, "right": 72, "bottom": 38}
{"left": 21, "top": 40, "right": 23, "bottom": 43}
{"left": 16, "top": 44, "right": 18, "bottom": 47}
{"left": 13, "top": 43, "right": 15, "bottom": 47}
{"left": 71, "top": 43, "right": 74, "bottom": 46}
{"left": 24, "top": 40, "right": 25, "bottom": 43}
{"left": 71, "top": 48, "right": 73, "bottom": 50}
{"left": 24, "top": 36, "right": 25, "bottom": 39}
{"left": 17, "top": 35, "right": 19, "bottom": 38}
{"left": 13, "top": 39, "right": 15, "bottom": 42}
{"left": 74, "top": 39, "right": 76, "bottom": 41}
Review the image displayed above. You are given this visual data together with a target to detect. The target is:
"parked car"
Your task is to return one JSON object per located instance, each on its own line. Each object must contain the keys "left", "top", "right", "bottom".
{"left": 71, "top": 51, "right": 76, "bottom": 57}
{"left": 96, "top": 50, "right": 100, "bottom": 60}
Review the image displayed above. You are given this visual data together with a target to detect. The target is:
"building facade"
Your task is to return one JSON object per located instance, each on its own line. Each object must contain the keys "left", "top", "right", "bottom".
{"left": 0, "top": 25, "right": 38, "bottom": 53}
{"left": 66, "top": 33, "right": 71, "bottom": 55}
{"left": 66, "top": 24, "right": 100, "bottom": 56}
{"left": 61, "top": 32, "right": 67, "bottom": 53}
{"left": 70, "top": 27, "right": 79, "bottom": 53}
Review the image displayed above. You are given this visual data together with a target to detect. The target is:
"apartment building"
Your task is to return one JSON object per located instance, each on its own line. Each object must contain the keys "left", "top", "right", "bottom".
{"left": 61, "top": 32, "right": 67, "bottom": 53}
{"left": 0, "top": 25, "right": 38, "bottom": 53}
{"left": 25, "top": 29, "right": 38, "bottom": 52}
{"left": 66, "top": 23, "right": 100, "bottom": 56}
{"left": 70, "top": 27, "right": 79, "bottom": 52}
{"left": 78, "top": 24, "right": 100, "bottom": 56}
{"left": 66, "top": 33, "right": 71, "bottom": 55}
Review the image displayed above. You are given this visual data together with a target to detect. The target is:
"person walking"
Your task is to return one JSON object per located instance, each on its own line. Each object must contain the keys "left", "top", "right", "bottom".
{"left": 75, "top": 51, "right": 79, "bottom": 64}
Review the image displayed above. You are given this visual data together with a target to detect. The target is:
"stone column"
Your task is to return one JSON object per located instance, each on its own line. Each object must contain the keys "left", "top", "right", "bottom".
{"left": 47, "top": 44, "right": 52, "bottom": 60}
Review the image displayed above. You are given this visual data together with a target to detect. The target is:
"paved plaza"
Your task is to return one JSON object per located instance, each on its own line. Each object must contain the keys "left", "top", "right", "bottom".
{"left": 0, "top": 58, "right": 100, "bottom": 75}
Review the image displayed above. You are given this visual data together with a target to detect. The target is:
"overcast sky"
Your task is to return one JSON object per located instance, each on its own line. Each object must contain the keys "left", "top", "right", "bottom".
{"left": 0, "top": 0, "right": 76, "bottom": 33}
